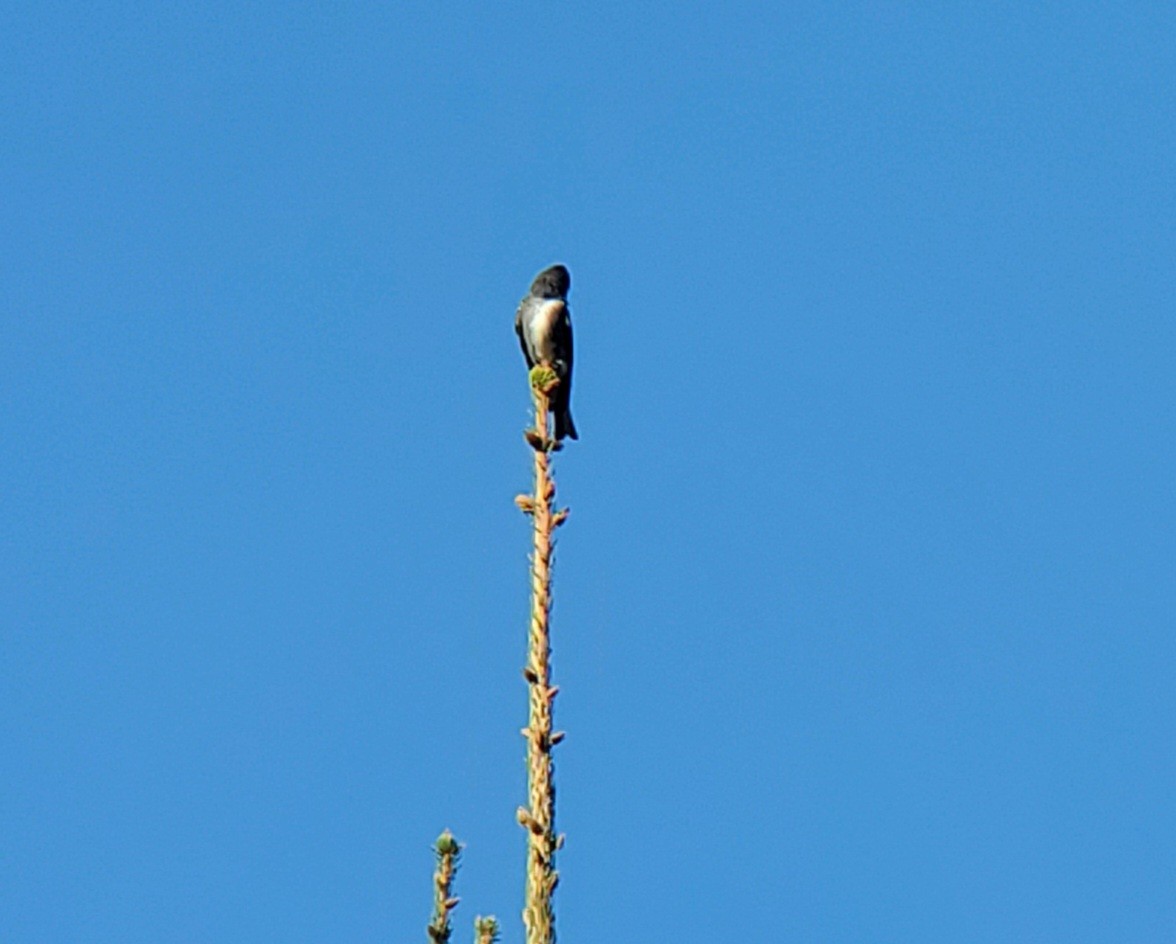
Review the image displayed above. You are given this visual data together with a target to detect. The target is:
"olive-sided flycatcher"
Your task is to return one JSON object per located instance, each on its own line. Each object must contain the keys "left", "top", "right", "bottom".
{"left": 515, "top": 263, "right": 578, "bottom": 441}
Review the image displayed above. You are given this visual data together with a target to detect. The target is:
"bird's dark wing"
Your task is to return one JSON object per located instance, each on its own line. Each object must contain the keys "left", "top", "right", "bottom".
{"left": 514, "top": 300, "right": 536, "bottom": 368}
{"left": 551, "top": 306, "right": 577, "bottom": 440}
{"left": 552, "top": 305, "right": 574, "bottom": 387}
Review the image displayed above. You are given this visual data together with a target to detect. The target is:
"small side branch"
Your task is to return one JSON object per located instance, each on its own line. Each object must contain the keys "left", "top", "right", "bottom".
{"left": 474, "top": 916, "right": 501, "bottom": 944}
{"left": 427, "top": 830, "right": 462, "bottom": 944}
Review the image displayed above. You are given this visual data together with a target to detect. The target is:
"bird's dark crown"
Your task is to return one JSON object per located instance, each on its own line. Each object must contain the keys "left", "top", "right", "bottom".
{"left": 529, "top": 264, "right": 571, "bottom": 299}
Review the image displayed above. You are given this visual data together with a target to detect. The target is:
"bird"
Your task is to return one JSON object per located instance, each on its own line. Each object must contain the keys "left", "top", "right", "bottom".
{"left": 515, "top": 263, "right": 578, "bottom": 441}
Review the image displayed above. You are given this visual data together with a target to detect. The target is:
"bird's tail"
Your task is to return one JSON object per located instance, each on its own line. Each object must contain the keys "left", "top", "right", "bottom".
{"left": 555, "top": 410, "right": 578, "bottom": 441}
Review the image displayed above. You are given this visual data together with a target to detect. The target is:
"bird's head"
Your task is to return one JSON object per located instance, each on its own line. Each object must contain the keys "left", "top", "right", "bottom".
{"left": 529, "top": 264, "right": 571, "bottom": 299}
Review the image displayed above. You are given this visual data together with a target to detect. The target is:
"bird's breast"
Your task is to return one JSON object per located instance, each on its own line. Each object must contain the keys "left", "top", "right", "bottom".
{"left": 527, "top": 299, "right": 565, "bottom": 356}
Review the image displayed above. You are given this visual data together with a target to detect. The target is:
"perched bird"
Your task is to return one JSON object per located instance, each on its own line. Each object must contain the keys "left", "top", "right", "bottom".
{"left": 515, "top": 263, "right": 578, "bottom": 441}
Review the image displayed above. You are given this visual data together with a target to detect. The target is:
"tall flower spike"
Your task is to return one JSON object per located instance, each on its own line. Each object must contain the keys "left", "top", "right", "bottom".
{"left": 517, "top": 368, "right": 567, "bottom": 944}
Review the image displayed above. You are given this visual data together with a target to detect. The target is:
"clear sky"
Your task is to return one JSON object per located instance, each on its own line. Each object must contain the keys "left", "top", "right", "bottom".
{"left": 2, "top": 3, "right": 1172, "bottom": 942}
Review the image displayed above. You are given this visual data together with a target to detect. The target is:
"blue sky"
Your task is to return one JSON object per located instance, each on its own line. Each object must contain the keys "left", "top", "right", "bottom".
{"left": 2, "top": 3, "right": 1172, "bottom": 941}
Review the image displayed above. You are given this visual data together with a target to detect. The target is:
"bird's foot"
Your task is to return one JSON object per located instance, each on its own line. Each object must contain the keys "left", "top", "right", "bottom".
{"left": 528, "top": 365, "right": 561, "bottom": 397}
